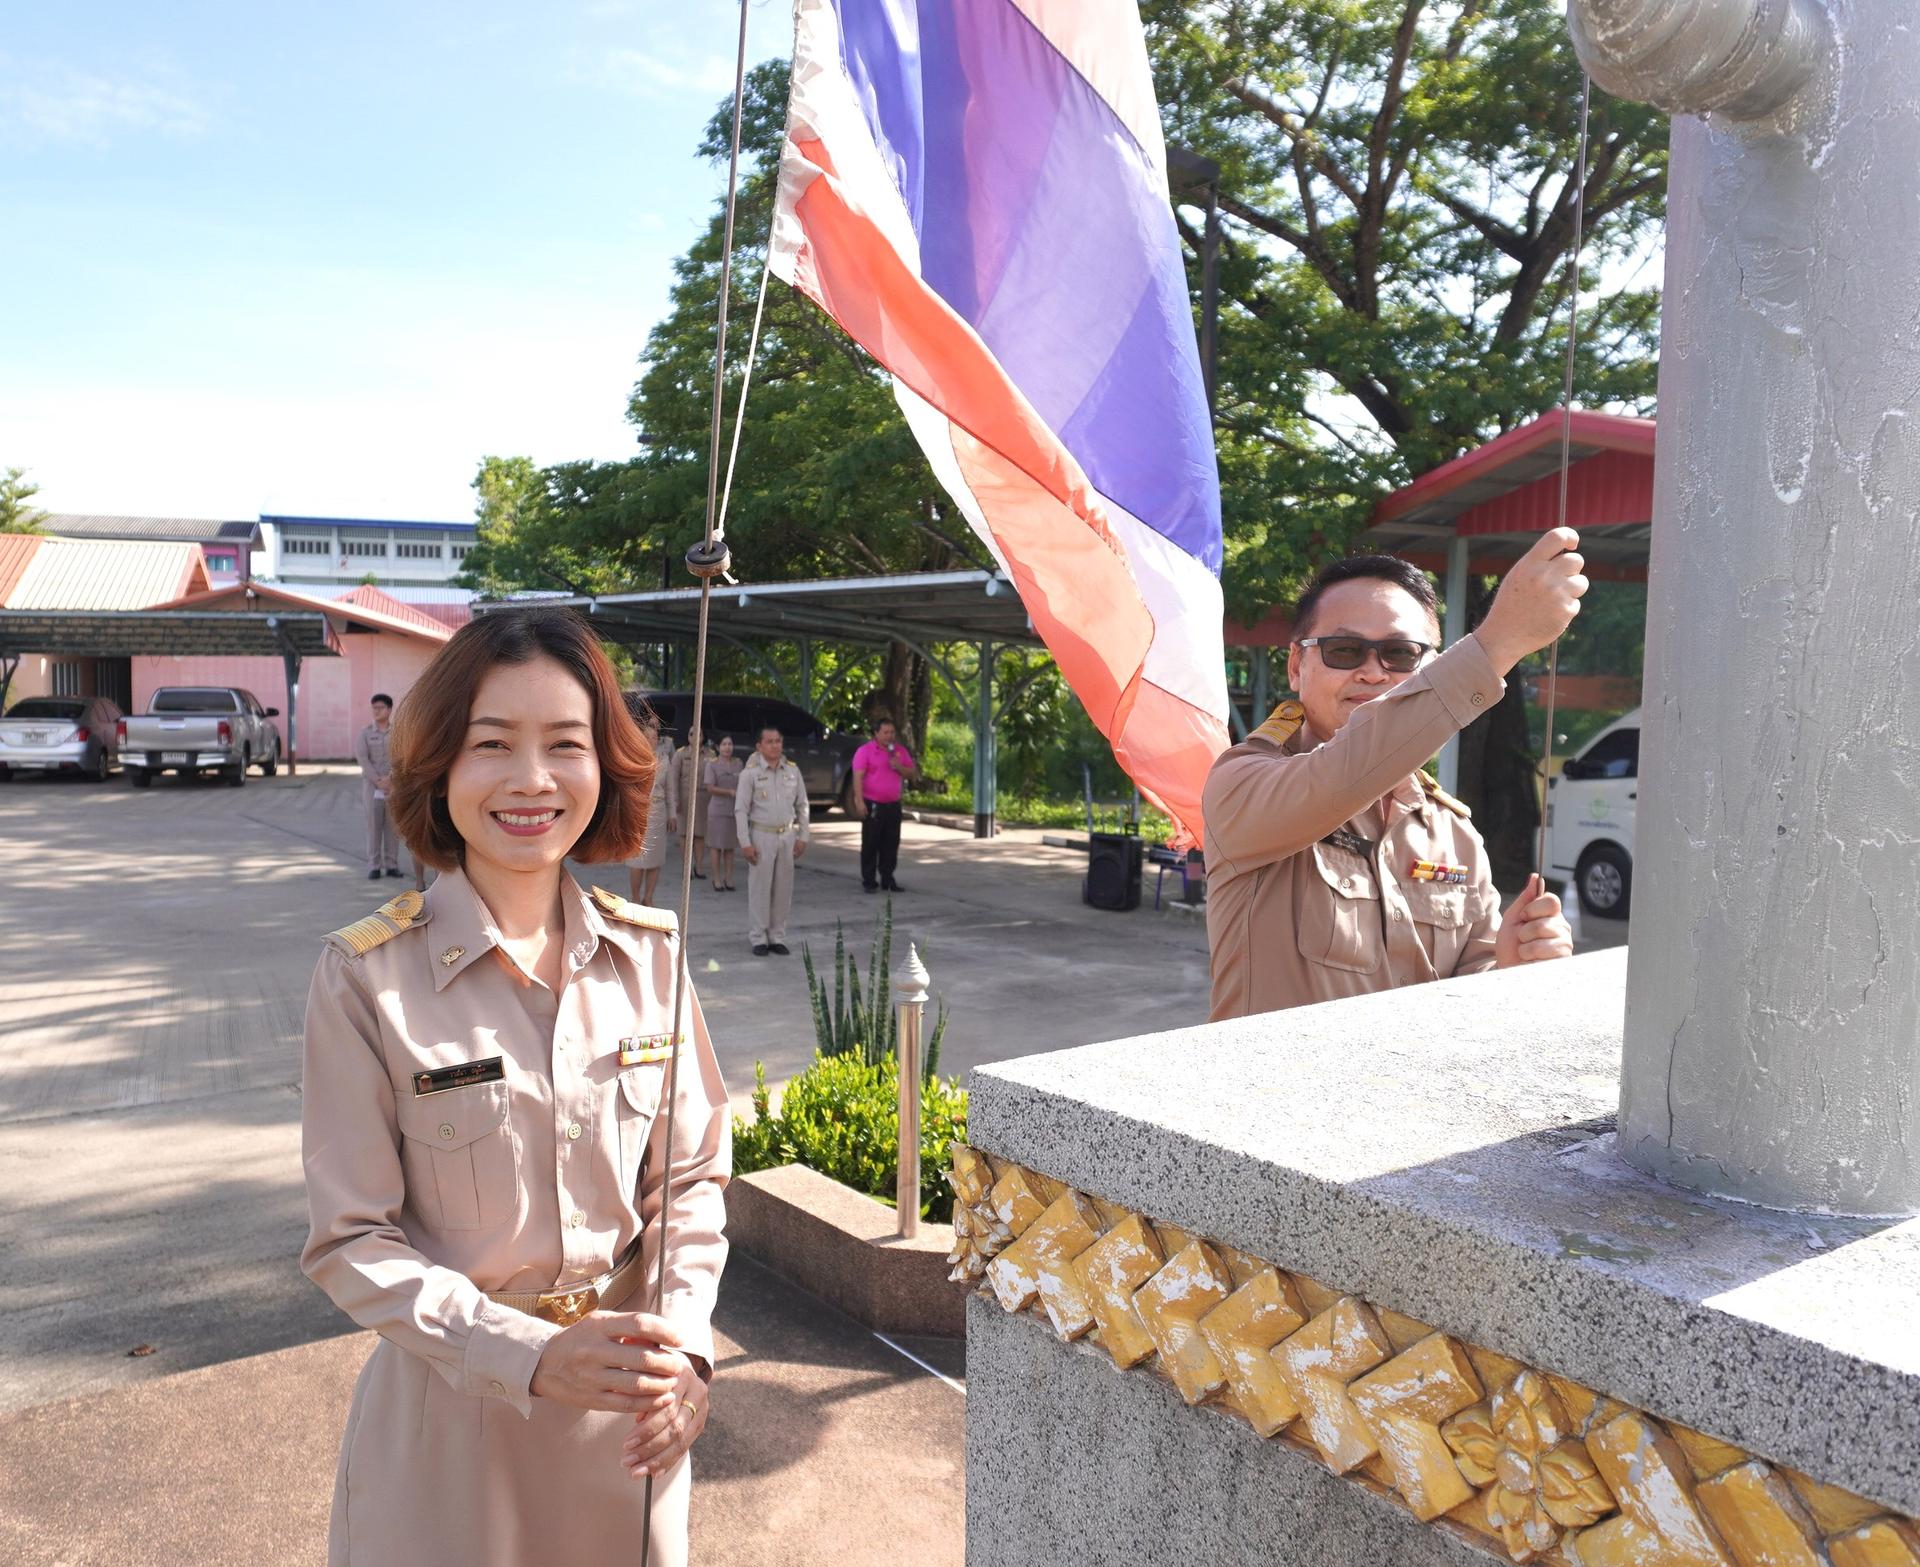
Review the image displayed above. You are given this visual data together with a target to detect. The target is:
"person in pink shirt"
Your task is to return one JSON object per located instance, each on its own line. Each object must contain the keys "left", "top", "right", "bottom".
{"left": 850, "top": 717, "right": 918, "bottom": 893}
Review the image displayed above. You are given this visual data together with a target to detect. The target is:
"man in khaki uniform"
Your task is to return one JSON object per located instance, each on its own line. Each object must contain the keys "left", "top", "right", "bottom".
{"left": 1204, "top": 530, "right": 1584, "bottom": 1021}
{"left": 735, "top": 725, "right": 810, "bottom": 956}
{"left": 353, "top": 694, "right": 402, "bottom": 880}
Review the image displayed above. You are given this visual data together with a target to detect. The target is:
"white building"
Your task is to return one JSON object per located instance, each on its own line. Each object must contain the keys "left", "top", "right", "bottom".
{"left": 260, "top": 515, "right": 478, "bottom": 590}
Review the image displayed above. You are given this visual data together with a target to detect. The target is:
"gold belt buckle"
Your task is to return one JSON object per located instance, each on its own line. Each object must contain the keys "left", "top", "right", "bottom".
{"left": 538, "top": 1283, "right": 601, "bottom": 1326}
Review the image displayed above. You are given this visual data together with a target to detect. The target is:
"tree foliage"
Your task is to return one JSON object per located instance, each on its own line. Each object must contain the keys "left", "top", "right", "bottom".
{"left": 1145, "top": 0, "right": 1666, "bottom": 617}
{"left": 457, "top": 454, "right": 655, "bottom": 597}
{"left": 0, "top": 467, "right": 46, "bottom": 534}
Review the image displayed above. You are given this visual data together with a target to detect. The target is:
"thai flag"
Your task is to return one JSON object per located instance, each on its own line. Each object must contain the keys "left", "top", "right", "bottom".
{"left": 769, "top": 0, "right": 1230, "bottom": 844}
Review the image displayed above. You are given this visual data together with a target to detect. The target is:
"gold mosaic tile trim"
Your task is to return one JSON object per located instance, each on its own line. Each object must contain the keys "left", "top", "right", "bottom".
{"left": 946, "top": 1145, "right": 1920, "bottom": 1567}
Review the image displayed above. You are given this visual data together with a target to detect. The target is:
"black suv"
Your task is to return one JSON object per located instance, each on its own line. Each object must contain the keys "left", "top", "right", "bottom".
{"left": 633, "top": 691, "right": 863, "bottom": 811}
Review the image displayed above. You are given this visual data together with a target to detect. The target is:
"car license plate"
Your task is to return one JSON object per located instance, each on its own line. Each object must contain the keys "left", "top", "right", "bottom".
{"left": 161, "top": 751, "right": 189, "bottom": 764}
{"left": 20, "top": 730, "right": 47, "bottom": 744}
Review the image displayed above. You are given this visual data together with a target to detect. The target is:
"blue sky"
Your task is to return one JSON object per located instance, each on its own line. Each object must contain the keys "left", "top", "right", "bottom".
{"left": 0, "top": 0, "right": 793, "bottom": 523}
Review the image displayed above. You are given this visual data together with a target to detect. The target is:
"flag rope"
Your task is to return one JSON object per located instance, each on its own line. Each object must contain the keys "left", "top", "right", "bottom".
{"left": 1536, "top": 74, "right": 1593, "bottom": 887}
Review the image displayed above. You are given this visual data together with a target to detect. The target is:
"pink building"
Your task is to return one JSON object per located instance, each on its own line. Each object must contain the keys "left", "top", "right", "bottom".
{"left": 138, "top": 582, "right": 452, "bottom": 761}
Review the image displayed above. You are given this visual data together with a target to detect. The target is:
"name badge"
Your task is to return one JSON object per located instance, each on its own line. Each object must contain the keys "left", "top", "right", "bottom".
{"left": 1408, "top": 860, "right": 1469, "bottom": 885}
{"left": 412, "top": 1056, "right": 505, "bottom": 1096}
{"left": 1321, "top": 828, "right": 1375, "bottom": 859}
{"left": 618, "top": 1034, "right": 683, "bottom": 1067}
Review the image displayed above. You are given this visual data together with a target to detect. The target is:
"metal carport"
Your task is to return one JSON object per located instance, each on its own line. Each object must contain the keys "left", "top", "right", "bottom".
{"left": 477, "top": 570, "right": 1041, "bottom": 836}
{"left": 0, "top": 609, "right": 337, "bottom": 774}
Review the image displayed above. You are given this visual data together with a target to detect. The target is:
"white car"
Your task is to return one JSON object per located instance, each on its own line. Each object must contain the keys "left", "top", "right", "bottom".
{"left": 1546, "top": 708, "right": 1639, "bottom": 919}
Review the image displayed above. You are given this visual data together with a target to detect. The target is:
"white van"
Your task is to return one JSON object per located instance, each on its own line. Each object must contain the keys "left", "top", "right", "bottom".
{"left": 1546, "top": 708, "right": 1639, "bottom": 919}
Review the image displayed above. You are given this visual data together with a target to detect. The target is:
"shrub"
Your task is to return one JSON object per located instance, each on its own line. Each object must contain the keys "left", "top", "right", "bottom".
{"left": 732, "top": 1054, "right": 967, "bottom": 1220}
{"left": 803, "top": 899, "right": 949, "bottom": 1078}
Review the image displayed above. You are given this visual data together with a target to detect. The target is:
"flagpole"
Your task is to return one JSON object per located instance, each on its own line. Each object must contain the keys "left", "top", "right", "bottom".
{"left": 638, "top": 1, "right": 750, "bottom": 1562}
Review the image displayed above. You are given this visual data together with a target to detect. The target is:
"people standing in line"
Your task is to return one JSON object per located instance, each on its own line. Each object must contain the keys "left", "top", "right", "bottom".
{"left": 735, "top": 725, "right": 809, "bottom": 956}
{"left": 1203, "top": 533, "right": 1583, "bottom": 1022}
{"left": 851, "top": 716, "right": 917, "bottom": 894}
{"left": 301, "top": 608, "right": 729, "bottom": 1567}
{"left": 675, "top": 736, "right": 713, "bottom": 883}
{"left": 702, "top": 735, "right": 744, "bottom": 893}
{"left": 626, "top": 706, "right": 679, "bottom": 907}
{"left": 354, "top": 693, "right": 404, "bottom": 881}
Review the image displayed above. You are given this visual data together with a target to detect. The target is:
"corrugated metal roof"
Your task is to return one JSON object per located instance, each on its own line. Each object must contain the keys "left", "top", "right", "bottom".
{"left": 335, "top": 583, "right": 461, "bottom": 636}
{"left": 6, "top": 538, "right": 208, "bottom": 610}
{"left": 0, "top": 534, "right": 42, "bottom": 605}
{"left": 151, "top": 580, "right": 451, "bottom": 642}
{"left": 325, "top": 585, "right": 474, "bottom": 628}
{"left": 41, "top": 513, "right": 260, "bottom": 545}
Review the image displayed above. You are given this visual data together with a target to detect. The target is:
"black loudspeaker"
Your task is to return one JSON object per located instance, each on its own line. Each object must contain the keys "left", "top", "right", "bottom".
{"left": 1085, "top": 831, "right": 1143, "bottom": 911}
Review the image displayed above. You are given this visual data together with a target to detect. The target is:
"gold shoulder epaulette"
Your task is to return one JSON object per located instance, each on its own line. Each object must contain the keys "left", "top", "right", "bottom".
{"left": 325, "top": 889, "right": 427, "bottom": 958}
{"left": 591, "top": 883, "right": 679, "bottom": 936}
{"left": 1419, "top": 772, "right": 1473, "bottom": 819}
{"left": 1252, "top": 699, "right": 1307, "bottom": 747}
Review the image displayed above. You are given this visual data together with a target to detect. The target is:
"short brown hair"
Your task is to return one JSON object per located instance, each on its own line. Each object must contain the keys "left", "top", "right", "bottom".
{"left": 389, "top": 609, "right": 657, "bottom": 870}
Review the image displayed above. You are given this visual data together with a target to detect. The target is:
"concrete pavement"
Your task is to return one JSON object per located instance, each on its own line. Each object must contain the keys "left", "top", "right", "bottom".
{"left": 0, "top": 1255, "right": 964, "bottom": 1567}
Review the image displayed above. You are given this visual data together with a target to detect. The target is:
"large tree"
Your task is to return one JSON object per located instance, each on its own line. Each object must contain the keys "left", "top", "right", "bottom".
{"left": 1147, "top": 0, "right": 1666, "bottom": 877}
{"left": 1148, "top": 0, "right": 1665, "bottom": 608}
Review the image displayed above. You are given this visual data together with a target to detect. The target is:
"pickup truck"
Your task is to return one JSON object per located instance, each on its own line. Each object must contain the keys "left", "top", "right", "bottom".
{"left": 118, "top": 687, "right": 284, "bottom": 788}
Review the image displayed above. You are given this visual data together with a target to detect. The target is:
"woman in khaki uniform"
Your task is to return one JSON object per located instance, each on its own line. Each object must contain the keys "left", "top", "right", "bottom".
{"left": 301, "top": 608, "right": 729, "bottom": 1567}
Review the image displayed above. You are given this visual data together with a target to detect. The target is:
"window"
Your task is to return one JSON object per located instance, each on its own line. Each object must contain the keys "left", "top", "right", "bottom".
{"left": 343, "top": 539, "right": 388, "bottom": 558}
{"left": 151, "top": 689, "right": 241, "bottom": 713}
{"left": 753, "top": 700, "right": 823, "bottom": 741}
{"left": 394, "top": 542, "right": 443, "bottom": 559}
{"left": 283, "top": 536, "right": 331, "bottom": 556}
{"left": 1568, "top": 727, "right": 1639, "bottom": 781}
{"left": 206, "top": 552, "right": 236, "bottom": 571}
{"left": 449, "top": 543, "right": 473, "bottom": 561}
{"left": 5, "top": 697, "right": 85, "bottom": 720}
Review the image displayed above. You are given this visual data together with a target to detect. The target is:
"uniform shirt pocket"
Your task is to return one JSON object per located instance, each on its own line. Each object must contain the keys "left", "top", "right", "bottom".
{"left": 1296, "top": 841, "right": 1383, "bottom": 974}
{"left": 394, "top": 1079, "right": 518, "bottom": 1231}
{"left": 615, "top": 1065, "right": 665, "bottom": 1192}
{"left": 1403, "top": 881, "right": 1471, "bottom": 930}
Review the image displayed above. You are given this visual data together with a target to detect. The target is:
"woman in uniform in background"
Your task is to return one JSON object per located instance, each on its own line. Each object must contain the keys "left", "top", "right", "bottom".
{"left": 301, "top": 608, "right": 729, "bottom": 1567}
{"left": 626, "top": 704, "right": 679, "bottom": 907}
{"left": 702, "top": 734, "right": 744, "bottom": 892}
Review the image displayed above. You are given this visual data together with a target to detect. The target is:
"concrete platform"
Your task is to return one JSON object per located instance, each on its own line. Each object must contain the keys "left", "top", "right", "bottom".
{"left": 0, "top": 1254, "right": 965, "bottom": 1567}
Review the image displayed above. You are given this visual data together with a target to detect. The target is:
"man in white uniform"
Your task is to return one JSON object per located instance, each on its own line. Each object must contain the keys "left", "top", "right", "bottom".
{"left": 735, "top": 726, "right": 810, "bottom": 956}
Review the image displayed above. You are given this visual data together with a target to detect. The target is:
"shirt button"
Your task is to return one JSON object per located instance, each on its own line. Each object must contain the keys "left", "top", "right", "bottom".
{"left": 570, "top": 1210, "right": 587, "bottom": 1228}
{"left": 1470, "top": 693, "right": 1485, "bottom": 706}
{"left": 1393, "top": 909, "right": 1405, "bottom": 922}
{"left": 566, "top": 1123, "right": 583, "bottom": 1141}
{"left": 490, "top": 1380, "right": 506, "bottom": 1395}
{"left": 438, "top": 1124, "right": 455, "bottom": 1140}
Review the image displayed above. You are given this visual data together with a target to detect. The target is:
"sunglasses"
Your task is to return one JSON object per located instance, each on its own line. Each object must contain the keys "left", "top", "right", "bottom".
{"left": 1296, "top": 636, "right": 1434, "bottom": 673}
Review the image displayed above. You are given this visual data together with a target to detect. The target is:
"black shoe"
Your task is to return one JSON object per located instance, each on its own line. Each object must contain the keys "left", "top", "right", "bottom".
{"left": 367, "top": 869, "right": 383, "bottom": 880}
{"left": 770, "top": 943, "right": 791, "bottom": 956}
{"left": 882, "top": 880, "right": 906, "bottom": 893}
{"left": 863, "top": 883, "right": 879, "bottom": 894}
{"left": 752, "top": 944, "right": 770, "bottom": 957}
{"left": 693, "top": 869, "right": 705, "bottom": 879}
{"left": 384, "top": 868, "right": 404, "bottom": 878}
